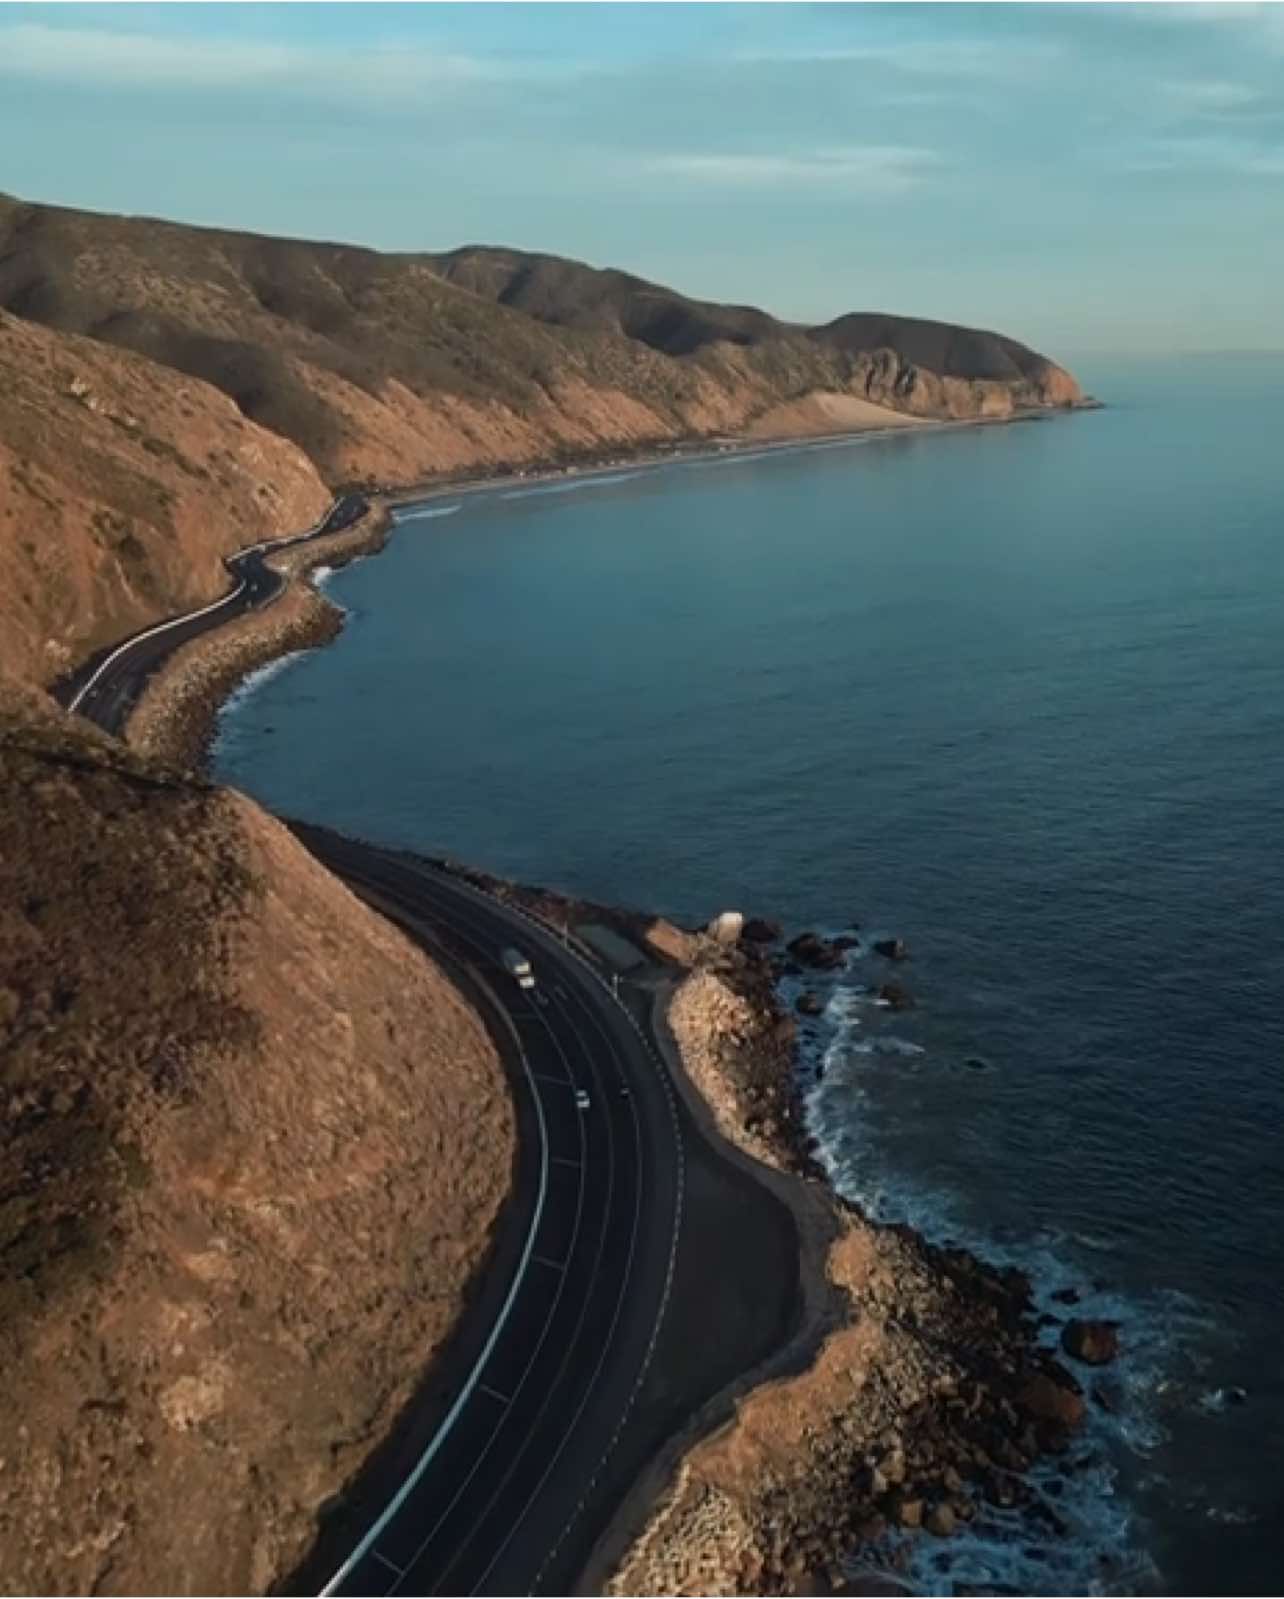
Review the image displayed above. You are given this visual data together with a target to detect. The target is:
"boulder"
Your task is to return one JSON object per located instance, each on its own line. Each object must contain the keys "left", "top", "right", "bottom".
{"left": 1061, "top": 1319, "right": 1120, "bottom": 1366}
{"left": 873, "top": 937, "right": 909, "bottom": 961}
{"left": 741, "top": 916, "right": 783, "bottom": 944}
{"left": 832, "top": 934, "right": 861, "bottom": 952}
{"left": 925, "top": 1503, "right": 957, "bottom": 1538}
{"left": 796, "top": 991, "right": 825, "bottom": 1017}
{"left": 853, "top": 1513, "right": 888, "bottom": 1544}
{"left": 878, "top": 981, "right": 916, "bottom": 1011}
{"left": 1017, "top": 1372, "right": 1086, "bottom": 1429}
{"left": 707, "top": 910, "right": 744, "bottom": 944}
{"left": 891, "top": 1496, "right": 924, "bottom": 1530}
{"left": 786, "top": 931, "right": 846, "bottom": 970}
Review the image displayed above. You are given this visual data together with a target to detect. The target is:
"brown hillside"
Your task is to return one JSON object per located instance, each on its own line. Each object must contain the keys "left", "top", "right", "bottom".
{"left": 0, "top": 193, "right": 1083, "bottom": 491}
{"left": 0, "top": 308, "right": 328, "bottom": 687}
{"left": 0, "top": 676, "right": 514, "bottom": 1595}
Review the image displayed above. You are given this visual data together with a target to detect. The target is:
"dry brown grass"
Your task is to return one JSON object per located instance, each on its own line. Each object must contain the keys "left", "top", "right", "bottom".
{"left": 0, "top": 679, "right": 514, "bottom": 1594}
{"left": 0, "top": 192, "right": 1083, "bottom": 495}
{"left": 0, "top": 309, "right": 328, "bottom": 687}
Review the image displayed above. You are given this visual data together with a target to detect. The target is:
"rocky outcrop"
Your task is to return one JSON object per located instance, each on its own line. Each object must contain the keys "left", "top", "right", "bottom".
{"left": 785, "top": 932, "right": 846, "bottom": 971}
{"left": 609, "top": 946, "right": 1094, "bottom": 1595}
{"left": 878, "top": 981, "right": 916, "bottom": 1011}
{"left": 1061, "top": 1318, "right": 1121, "bottom": 1366}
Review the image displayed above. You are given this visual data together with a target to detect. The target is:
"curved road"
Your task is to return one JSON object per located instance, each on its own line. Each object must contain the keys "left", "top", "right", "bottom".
{"left": 292, "top": 827, "right": 684, "bottom": 1597}
{"left": 52, "top": 492, "right": 367, "bottom": 733}
{"left": 64, "top": 500, "right": 801, "bottom": 1596}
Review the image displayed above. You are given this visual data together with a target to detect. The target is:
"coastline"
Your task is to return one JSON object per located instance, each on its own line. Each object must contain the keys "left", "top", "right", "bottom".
{"left": 116, "top": 400, "right": 1098, "bottom": 771}
{"left": 84, "top": 400, "right": 1127, "bottom": 1590}
{"left": 609, "top": 958, "right": 1116, "bottom": 1595}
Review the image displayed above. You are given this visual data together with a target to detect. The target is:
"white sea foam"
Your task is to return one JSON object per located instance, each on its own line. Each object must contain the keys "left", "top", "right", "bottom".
{"left": 783, "top": 956, "right": 1222, "bottom": 1594}
{"left": 396, "top": 502, "right": 462, "bottom": 524}
{"left": 211, "top": 650, "right": 308, "bottom": 755}
{"left": 498, "top": 471, "right": 640, "bottom": 501}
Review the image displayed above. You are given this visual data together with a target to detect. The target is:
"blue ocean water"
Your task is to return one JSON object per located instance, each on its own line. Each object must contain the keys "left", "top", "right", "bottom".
{"left": 216, "top": 358, "right": 1284, "bottom": 1594}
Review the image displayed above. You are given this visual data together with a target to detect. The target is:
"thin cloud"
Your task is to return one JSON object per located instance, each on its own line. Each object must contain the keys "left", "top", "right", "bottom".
{"left": 0, "top": 22, "right": 563, "bottom": 95}
{"left": 650, "top": 146, "right": 943, "bottom": 194}
{"left": 730, "top": 37, "right": 1064, "bottom": 80}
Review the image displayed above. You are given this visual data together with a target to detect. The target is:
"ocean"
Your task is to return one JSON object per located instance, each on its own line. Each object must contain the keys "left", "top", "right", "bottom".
{"left": 214, "top": 356, "right": 1284, "bottom": 1595}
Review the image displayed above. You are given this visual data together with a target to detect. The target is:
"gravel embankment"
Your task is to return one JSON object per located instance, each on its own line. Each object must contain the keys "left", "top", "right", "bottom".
{"left": 605, "top": 940, "right": 1103, "bottom": 1596}
{"left": 125, "top": 508, "right": 391, "bottom": 769}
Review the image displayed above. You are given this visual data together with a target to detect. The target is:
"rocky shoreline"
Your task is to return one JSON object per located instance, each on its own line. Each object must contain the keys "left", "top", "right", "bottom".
{"left": 98, "top": 438, "right": 1124, "bottom": 1594}
{"left": 357, "top": 860, "right": 1125, "bottom": 1595}
{"left": 534, "top": 912, "right": 1120, "bottom": 1596}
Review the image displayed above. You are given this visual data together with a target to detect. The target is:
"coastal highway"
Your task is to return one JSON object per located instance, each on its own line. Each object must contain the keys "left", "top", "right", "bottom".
{"left": 64, "top": 492, "right": 800, "bottom": 1595}
{"left": 289, "top": 824, "right": 684, "bottom": 1597}
{"left": 51, "top": 491, "right": 367, "bottom": 734}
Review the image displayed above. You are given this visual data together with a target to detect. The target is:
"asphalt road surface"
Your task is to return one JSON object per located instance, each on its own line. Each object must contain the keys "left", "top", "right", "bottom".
{"left": 51, "top": 492, "right": 367, "bottom": 734}
{"left": 289, "top": 826, "right": 686, "bottom": 1597}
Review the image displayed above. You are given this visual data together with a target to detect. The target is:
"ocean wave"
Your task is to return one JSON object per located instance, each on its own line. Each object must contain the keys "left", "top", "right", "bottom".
{"left": 211, "top": 650, "right": 309, "bottom": 755}
{"left": 788, "top": 964, "right": 1220, "bottom": 1593}
{"left": 396, "top": 502, "right": 462, "bottom": 522}
{"left": 498, "top": 471, "right": 640, "bottom": 501}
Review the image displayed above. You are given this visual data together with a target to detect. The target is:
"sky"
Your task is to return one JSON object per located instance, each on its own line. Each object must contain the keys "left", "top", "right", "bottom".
{"left": 1, "top": 2, "right": 1282, "bottom": 360}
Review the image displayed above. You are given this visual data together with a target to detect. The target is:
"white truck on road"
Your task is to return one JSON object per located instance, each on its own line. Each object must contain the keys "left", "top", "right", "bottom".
{"left": 501, "top": 946, "right": 536, "bottom": 990}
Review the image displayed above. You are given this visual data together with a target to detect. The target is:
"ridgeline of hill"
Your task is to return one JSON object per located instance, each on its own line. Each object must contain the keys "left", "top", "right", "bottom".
{"left": 0, "top": 192, "right": 1083, "bottom": 500}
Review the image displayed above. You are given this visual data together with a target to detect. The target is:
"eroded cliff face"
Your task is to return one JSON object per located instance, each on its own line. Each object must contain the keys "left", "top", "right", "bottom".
{"left": 0, "top": 679, "right": 514, "bottom": 1595}
{"left": 0, "top": 310, "right": 329, "bottom": 687}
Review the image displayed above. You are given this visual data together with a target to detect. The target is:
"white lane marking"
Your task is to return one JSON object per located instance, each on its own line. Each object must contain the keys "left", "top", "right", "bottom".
{"left": 386, "top": 991, "right": 594, "bottom": 1597}
{"left": 468, "top": 973, "right": 649, "bottom": 1594}
{"left": 379, "top": 875, "right": 660, "bottom": 1598}
{"left": 533, "top": 1254, "right": 567, "bottom": 1273}
{"left": 68, "top": 578, "right": 249, "bottom": 711}
{"left": 317, "top": 935, "right": 552, "bottom": 1598}
{"left": 478, "top": 1384, "right": 510, "bottom": 1405}
{"left": 409, "top": 944, "right": 620, "bottom": 1599}
{"left": 418, "top": 866, "right": 688, "bottom": 1593}
{"left": 318, "top": 858, "right": 679, "bottom": 1599}
{"left": 67, "top": 498, "right": 343, "bottom": 714}
{"left": 370, "top": 1551, "right": 405, "bottom": 1578}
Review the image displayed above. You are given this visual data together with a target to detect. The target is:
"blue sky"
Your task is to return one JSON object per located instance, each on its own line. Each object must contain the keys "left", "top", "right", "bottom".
{"left": 1, "top": 2, "right": 1281, "bottom": 359}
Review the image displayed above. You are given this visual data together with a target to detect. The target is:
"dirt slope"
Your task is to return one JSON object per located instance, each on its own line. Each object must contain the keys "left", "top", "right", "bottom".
{"left": 0, "top": 192, "right": 1084, "bottom": 491}
{"left": 0, "top": 677, "right": 514, "bottom": 1595}
{"left": 0, "top": 308, "right": 329, "bottom": 687}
